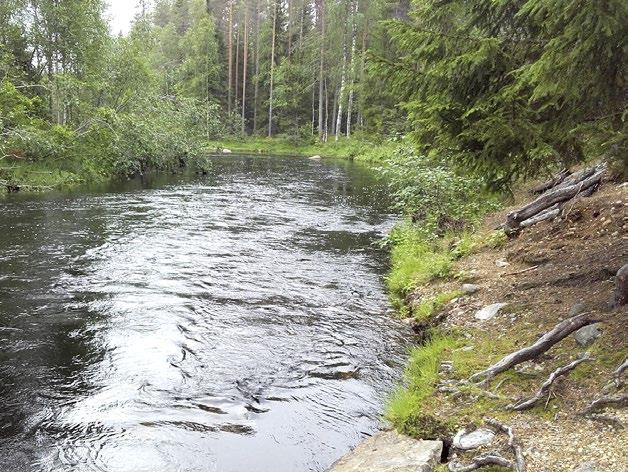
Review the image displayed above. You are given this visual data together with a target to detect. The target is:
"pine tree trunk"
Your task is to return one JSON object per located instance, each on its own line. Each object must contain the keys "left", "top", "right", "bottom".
{"left": 317, "top": 0, "right": 326, "bottom": 140}
{"left": 346, "top": 0, "right": 358, "bottom": 138}
{"left": 268, "top": 0, "right": 277, "bottom": 137}
{"left": 227, "top": 0, "right": 233, "bottom": 115}
{"left": 252, "top": 0, "right": 261, "bottom": 133}
{"left": 241, "top": 3, "right": 249, "bottom": 135}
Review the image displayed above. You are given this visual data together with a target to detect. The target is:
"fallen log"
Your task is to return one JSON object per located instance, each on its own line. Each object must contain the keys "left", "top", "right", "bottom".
{"left": 505, "top": 165, "right": 605, "bottom": 232}
{"left": 531, "top": 169, "right": 571, "bottom": 194}
{"left": 519, "top": 204, "right": 562, "bottom": 228}
{"left": 506, "top": 355, "right": 592, "bottom": 411}
{"left": 470, "top": 312, "right": 600, "bottom": 382}
{"left": 553, "top": 166, "right": 598, "bottom": 190}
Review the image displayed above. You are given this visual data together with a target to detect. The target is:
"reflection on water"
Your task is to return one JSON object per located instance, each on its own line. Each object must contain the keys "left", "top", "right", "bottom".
{"left": 0, "top": 155, "right": 410, "bottom": 472}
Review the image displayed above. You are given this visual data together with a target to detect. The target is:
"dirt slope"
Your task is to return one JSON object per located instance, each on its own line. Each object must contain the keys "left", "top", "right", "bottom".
{"left": 421, "top": 179, "right": 627, "bottom": 471}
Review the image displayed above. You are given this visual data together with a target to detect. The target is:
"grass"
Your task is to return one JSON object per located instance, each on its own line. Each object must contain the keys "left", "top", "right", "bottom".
{"left": 412, "top": 290, "right": 463, "bottom": 322}
{"left": 386, "top": 225, "right": 454, "bottom": 298}
{"left": 386, "top": 332, "right": 458, "bottom": 437}
{"left": 0, "top": 160, "right": 90, "bottom": 191}
{"left": 205, "top": 135, "right": 401, "bottom": 162}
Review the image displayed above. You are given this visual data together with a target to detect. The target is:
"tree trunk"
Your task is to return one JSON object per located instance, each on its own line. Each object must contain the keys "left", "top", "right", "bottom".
{"left": 235, "top": 8, "right": 241, "bottom": 116}
{"left": 357, "top": 23, "right": 368, "bottom": 129}
{"left": 317, "top": 0, "right": 325, "bottom": 140}
{"left": 287, "top": 0, "right": 292, "bottom": 58}
{"left": 335, "top": 28, "right": 348, "bottom": 141}
{"left": 345, "top": 0, "right": 358, "bottom": 138}
{"left": 227, "top": 0, "right": 233, "bottom": 115}
{"left": 268, "top": 0, "right": 277, "bottom": 137}
{"left": 252, "top": 0, "right": 261, "bottom": 133}
{"left": 241, "top": 3, "right": 249, "bottom": 135}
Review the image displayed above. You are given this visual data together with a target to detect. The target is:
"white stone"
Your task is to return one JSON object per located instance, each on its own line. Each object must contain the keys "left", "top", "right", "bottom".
{"left": 328, "top": 431, "right": 442, "bottom": 472}
{"left": 309, "top": 155, "right": 322, "bottom": 160}
{"left": 474, "top": 303, "right": 508, "bottom": 321}
{"left": 222, "top": 148, "right": 232, "bottom": 154}
{"left": 495, "top": 259, "right": 510, "bottom": 267}
{"left": 574, "top": 324, "right": 601, "bottom": 347}
{"left": 573, "top": 462, "right": 604, "bottom": 472}
{"left": 461, "top": 284, "right": 480, "bottom": 294}
{"left": 453, "top": 428, "right": 495, "bottom": 450}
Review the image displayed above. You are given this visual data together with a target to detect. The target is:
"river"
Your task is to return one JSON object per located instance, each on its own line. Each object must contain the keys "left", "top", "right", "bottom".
{"left": 0, "top": 155, "right": 411, "bottom": 472}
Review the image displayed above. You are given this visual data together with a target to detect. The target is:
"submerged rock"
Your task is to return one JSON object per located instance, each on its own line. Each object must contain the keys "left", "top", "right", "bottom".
{"left": 474, "top": 303, "right": 508, "bottom": 321}
{"left": 452, "top": 427, "right": 495, "bottom": 450}
{"left": 328, "top": 431, "right": 442, "bottom": 472}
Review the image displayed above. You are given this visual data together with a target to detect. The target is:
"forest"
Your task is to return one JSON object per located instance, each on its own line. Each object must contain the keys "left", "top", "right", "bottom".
{"left": 1, "top": 0, "right": 625, "bottom": 190}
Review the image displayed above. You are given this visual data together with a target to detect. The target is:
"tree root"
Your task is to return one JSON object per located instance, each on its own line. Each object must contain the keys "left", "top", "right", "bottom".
{"left": 506, "top": 355, "right": 593, "bottom": 411}
{"left": 448, "top": 419, "right": 525, "bottom": 471}
{"left": 448, "top": 454, "right": 515, "bottom": 471}
{"left": 485, "top": 418, "right": 526, "bottom": 472}
{"left": 582, "top": 393, "right": 628, "bottom": 415}
{"left": 612, "top": 358, "right": 628, "bottom": 388}
{"left": 470, "top": 312, "right": 600, "bottom": 382}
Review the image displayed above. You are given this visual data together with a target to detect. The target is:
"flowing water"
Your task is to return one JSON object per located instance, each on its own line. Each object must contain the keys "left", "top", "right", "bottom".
{"left": 0, "top": 155, "right": 411, "bottom": 472}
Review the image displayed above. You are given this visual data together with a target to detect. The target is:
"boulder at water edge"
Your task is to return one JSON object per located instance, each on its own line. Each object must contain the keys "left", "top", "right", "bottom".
{"left": 328, "top": 431, "right": 442, "bottom": 472}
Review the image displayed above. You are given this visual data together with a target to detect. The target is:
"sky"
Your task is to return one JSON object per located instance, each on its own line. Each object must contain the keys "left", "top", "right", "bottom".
{"left": 106, "top": 0, "right": 137, "bottom": 35}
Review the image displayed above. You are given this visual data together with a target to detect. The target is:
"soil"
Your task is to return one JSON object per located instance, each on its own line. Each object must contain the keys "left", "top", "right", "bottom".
{"left": 416, "top": 178, "right": 627, "bottom": 471}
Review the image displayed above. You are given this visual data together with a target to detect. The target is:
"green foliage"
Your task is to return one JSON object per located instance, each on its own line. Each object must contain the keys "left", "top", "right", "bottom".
{"left": 378, "top": 146, "right": 501, "bottom": 236}
{"left": 376, "top": 0, "right": 627, "bottom": 185}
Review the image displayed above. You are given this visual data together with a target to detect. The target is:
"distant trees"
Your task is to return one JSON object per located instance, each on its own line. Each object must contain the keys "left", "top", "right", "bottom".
{"left": 2, "top": 0, "right": 623, "bottom": 185}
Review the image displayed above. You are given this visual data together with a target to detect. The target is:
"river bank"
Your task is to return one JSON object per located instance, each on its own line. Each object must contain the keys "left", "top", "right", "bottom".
{"left": 356, "top": 170, "right": 626, "bottom": 472}
{"left": 0, "top": 136, "right": 393, "bottom": 194}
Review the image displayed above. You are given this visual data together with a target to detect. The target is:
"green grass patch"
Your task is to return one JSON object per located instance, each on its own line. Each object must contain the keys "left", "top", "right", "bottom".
{"left": 204, "top": 136, "right": 378, "bottom": 159}
{"left": 412, "top": 290, "right": 463, "bottom": 322}
{"left": 0, "top": 161, "right": 88, "bottom": 191}
{"left": 386, "top": 224, "right": 454, "bottom": 297}
{"left": 386, "top": 333, "right": 457, "bottom": 436}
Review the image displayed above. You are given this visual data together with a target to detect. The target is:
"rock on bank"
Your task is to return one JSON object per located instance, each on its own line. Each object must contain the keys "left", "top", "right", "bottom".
{"left": 328, "top": 431, "right": 442, "bottom": 472}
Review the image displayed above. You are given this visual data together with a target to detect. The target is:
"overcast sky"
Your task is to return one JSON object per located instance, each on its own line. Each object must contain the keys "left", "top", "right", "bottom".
{"left": 106, "top": 0, "right": 137, "bottom": 35}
